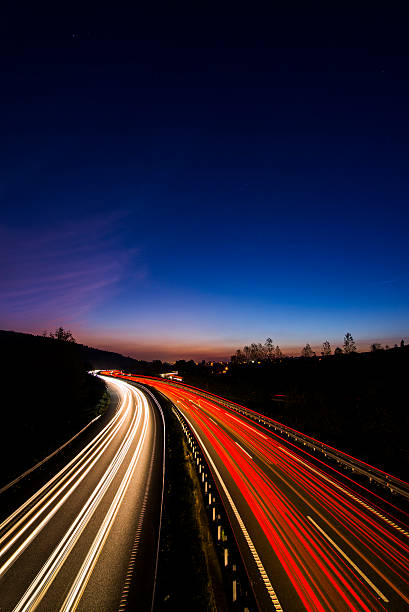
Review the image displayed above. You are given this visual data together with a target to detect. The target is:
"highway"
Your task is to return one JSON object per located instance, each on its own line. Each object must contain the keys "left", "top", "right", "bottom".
{"left": 0, "top": 376, "right": 164, "bottom": 612}
{"left": 122, "top": 374, "right": 409, "bottom": 612}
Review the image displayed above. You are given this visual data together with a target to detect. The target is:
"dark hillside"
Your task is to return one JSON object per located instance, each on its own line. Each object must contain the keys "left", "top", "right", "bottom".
{"left": 0, "top": 330, "right": 107, "bottom": 486}
{"left": 0, "top": 329, "right": 171, "bottom": 374}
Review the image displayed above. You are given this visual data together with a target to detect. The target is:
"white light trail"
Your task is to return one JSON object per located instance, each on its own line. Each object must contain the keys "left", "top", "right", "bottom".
{"left": 0, "top": 381, "right": 132, "bottom": 576}
{"left": 0, "top": 377, "right": 154, "bottom": 612}
{"left": 11, "top": 380, "right": 149, "bottom": 612}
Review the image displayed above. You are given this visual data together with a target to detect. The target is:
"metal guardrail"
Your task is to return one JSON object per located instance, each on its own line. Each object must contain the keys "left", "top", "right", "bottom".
{"left": 171, "top": 404, "right": 258, "bottom": 612}
{"left": 0, "top": 414, "right": 101, "bottom": 496}
{"left": 106, "top": 374, "right": 409, "bottom": 502}
{"left": 159, "top": 379, "right": 409, "bottom": 502}
{"left": 119, "top": 375, "right": 257, "bottom": 609}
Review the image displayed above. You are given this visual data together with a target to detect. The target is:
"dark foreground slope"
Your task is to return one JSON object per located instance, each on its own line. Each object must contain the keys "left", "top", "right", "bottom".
{"left": 0, "top": 330, "right": 107, "bottom": 486}
{"left": 179, "top": 347, "right": 409, "bottom": 480}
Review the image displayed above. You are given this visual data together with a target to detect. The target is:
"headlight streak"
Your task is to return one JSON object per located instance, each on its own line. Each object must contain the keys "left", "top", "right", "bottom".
{"left": 0, "top": 414, "right": 102, "bottom": 497}
{"left": 0, "top": 381, "right": 132, "bottom": 577}
{"left": 0, "top": 381, "right": 126, "bottom": 535}
{"left": 0, "top": 376, "right": 157, "bottom": 612}
{"left": 124, "top": 375, "right": 409, "bottom": 611}
{"left": 10, "top": 380, "right": 148, "bottom": 612}
{"left": 60, "top": 390, "right": 150, "bottom": 611}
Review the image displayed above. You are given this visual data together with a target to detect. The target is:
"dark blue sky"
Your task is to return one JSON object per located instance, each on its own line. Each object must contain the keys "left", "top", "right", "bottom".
{"left": 1, "top": 6, "right": 408, "bottom": 359}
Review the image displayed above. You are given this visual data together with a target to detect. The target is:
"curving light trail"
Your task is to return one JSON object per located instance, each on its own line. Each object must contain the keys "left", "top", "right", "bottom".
{"left": 119, "top": 374, "right": 409, "bottom": 611}
{"left": 0, "top": 377, "right": 162, "bottom": 612}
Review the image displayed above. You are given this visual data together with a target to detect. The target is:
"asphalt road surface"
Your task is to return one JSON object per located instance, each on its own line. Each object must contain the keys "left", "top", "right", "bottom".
{"left": 123, "top": 375, "right": 409, "bottom": 612}
{"left": 0, "top": 376, "right": 164, "bottom": 612}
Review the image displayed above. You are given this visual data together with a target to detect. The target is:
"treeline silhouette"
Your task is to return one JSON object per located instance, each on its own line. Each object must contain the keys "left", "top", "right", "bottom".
{"left": 177, "top": 346, "right": 409, "bottom": 480}
{"left": 232, "top": 333, "right": 362, "bottom": 361}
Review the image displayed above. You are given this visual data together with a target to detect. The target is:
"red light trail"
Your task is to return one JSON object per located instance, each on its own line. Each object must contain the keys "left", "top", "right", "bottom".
{"left": 111, "top": 373, "right": 409, "bottom": 611}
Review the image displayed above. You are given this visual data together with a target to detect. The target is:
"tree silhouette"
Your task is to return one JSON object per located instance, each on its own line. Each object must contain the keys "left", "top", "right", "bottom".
{"left": 47, "top": 327, "right": 76, "bottom": 343}
{"left": 257, "top": 342, "right": 266, "bottom": 360}
{"left": 233, "top": 349, "right": 245, "bottom": 363}
{"left": 275, "top": 345, "right": 283, "bottom": 359}
{"left": 334, "top": 346, "right": 343, "bottom": 355}
{"left": 264, "top": 337, "right": 275, "bottom": 359}
{"left": 321, "top": 340, "right": 331, "bottom": 356}
{"left": 250, "top": 343, "right": 259, "bottom": 360}
{"left": 343, "top": 332, "right": 356, "bottom": 353}
{"left": 301, "top": 343, "right": 313, "bottom": 358}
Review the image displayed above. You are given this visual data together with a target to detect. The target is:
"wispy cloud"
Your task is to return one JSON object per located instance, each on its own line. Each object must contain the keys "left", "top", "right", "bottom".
{"left": 0, "top": 214, "right": 140, "bottom": 330}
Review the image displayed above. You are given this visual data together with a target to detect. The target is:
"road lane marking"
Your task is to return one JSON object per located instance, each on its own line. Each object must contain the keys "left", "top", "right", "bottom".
{"left": 0, "top": 388, "right": 132, "bottom": 576}
{"left": 235, "top": 442, "right": 253, "bottom": 460}
{"left": 0, "top": 385, "right": 126, "bottom": 536}
{"left": 225, "top": 413, "right": 268, "bottom": 438}
{"left": 11, "top": 382, "right": 148, "bottom": 611}
{"left": 117, "top": 402, "right": 161, "bottom": 612}
{"left": 307, "top": 516, "right": 389, "bottom": 603}
{"left": 179, "top": 410, "right": 283, "bottom": 611}
{"left": 60, "top": 390, "right": 150, "bottom": 611}
{"left": 278, "top": 447, "right": 409, "bottom": 538}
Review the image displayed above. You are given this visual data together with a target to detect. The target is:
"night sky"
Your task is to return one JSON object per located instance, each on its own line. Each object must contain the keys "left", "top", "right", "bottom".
{"left": 1, "top": 6, "right": 409, "bottom": 360}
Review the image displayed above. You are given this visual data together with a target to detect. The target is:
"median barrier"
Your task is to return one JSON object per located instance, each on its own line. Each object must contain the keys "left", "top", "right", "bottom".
{"left": 170, "top": 403, "right": 258, "bottom": 612}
